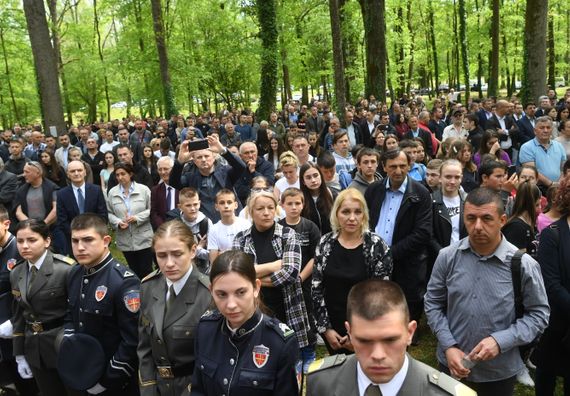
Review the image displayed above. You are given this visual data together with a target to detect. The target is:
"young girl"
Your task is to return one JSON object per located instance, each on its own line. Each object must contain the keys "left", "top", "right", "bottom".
{"left": 300, "top": 162, "right": 336, "bottom": 234}
{"left": 39, "top": 150, "right": 66, "bottom": 187}
{"left": 141, "top": 144, "right": 159, "bottom": 184}
{"left": 264, "top": 136, "right": 285, "bottom": 174}
{"left": 99, "top": 151, "right": 116, "bottom": 192}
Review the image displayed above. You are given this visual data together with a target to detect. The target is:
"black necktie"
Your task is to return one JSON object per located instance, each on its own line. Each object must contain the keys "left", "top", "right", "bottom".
{"left": 365, "top": 384, "right": 382, "bottom": 396}
{"left": 165, "top": 284, "right": 176, "bottom": 313}
{"left": 166, "top": 187, "right": 172, "bottom": 211}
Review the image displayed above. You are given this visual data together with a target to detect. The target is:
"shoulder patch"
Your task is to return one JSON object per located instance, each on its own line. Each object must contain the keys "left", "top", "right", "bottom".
{"left": 307, "top": 354, "right": 348, "bottom": 375}
{"left": 6, "top": 258, "right": 20, "bottom": 272}
{"left": 427, "top": 369, "right": 477, "bottom": 396}
{"left": 200, "top": 309, "right": 222, "bottom": 321}
{"left": 53, "top": 254, "right": 76, "bottom": 265}
{"left": 266, "top": 318, "right": 295, "bottom": 340}
{"left": 141, "top": 268, "right": 161, "bottom": 283}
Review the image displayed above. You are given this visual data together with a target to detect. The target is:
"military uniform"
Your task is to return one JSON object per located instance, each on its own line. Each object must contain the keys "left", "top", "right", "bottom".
{"left": 62, "top": 253, "right": 140, "bottom": 395}
{"left": 138, "top": 268, "right": 212, "bottom": 396}
{"left": 306, "top": 353, "right": 477, "bottom": 396}
{"left": 191, "top": 310, "right": 299, "bottom": 396}
{"left": 10, "top": 251, "right": 75, "bottom": 396}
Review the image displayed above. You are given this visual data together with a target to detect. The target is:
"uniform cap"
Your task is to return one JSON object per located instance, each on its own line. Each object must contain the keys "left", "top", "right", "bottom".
{"left": 57, "top": 333, "right": 106, "bottom": 391}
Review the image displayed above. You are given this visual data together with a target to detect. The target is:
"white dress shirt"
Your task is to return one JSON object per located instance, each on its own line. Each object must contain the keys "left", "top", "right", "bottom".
{"left": 357, "top": 355, "right": 409, "bottom": 396}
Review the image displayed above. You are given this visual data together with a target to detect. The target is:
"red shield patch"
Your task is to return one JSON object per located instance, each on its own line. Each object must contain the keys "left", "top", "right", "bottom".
{"left": 95, "top": 285, "right": 108, "bottom": 302}
{"left": 6, "top": 259, "right": 16, "bottom": 272}
{"left": 123, "top": 290, "right": 140, "bottom": 313}
{"left": 252, "top": 344, "right": 270, "bottom": 368}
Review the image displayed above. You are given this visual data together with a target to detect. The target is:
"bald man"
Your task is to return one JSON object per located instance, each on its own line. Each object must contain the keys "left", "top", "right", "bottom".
{"left": 486, "top": 99, "right": 519, "bottom": 159}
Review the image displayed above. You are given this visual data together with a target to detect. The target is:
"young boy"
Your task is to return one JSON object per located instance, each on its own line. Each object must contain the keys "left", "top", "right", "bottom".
{"left": 278, "top": 188, "right": 321, "bottom": 373}
{"left": 425, "top": 158, "right": 443, "bottom": 193}
{"left": 207, "top": 189, "right": 250, "bottom": 263}
{"left": 400, "top": 139, "right": 427, "bottom": 182}
{"left": 166, "top": 187, "right": 212, "bottom": 274}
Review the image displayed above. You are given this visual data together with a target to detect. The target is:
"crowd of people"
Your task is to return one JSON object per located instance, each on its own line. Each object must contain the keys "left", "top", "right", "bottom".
{"left": 0, "top": 88, "right": 568, "bottom": 396}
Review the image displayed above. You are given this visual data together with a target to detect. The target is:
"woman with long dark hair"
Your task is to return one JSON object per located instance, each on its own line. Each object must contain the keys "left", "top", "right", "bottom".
{"left": 473, "top": 129, "right": 512, "bottom": 167}
{"left": 264, "top": 136, "right": 285, "bottom": 172}
{"left": 39, "top": 150, "right": 67, "bottom": 187}
{"left": 141, "top": 144, "right": 159, "bottom": 185}
{"left": 502, "top": 181, "right": 541, "bottom": 256}
{"left": 449, "top": 139, "right": 479, "bottom": 192}
{"left": 299, "top": 162, "right": 336, "bottom": 235}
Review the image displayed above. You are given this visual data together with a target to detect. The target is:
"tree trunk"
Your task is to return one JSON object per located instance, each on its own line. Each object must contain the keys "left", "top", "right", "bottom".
{"left": 150, "top": 0, "right": 176, "bottom": 117}
{"left": 358, "top": 0, "right": 386, "bottom": 102}
{"left": 405, "top": 0, "right": 415, "bottom": 94}
{"left": 458, "top": 0, "right": 470, "bottom": 101}
{"left": 0, "top": 26, "right": 20, "bottom": 123}
{"left": 452, "top": 0, "right": 460, "bottom": 90}
{"left": 488, "top": 0, "right": 500, "bottom": 98}
{"left": 328, "top": 0, "right": 346, "bottom": 115}
{"left": 93, "top": 0, "right": 110, "bottom": 120}
{"left": 256, "top": 0, "right": 278, "bottom": 121}
{"left": 566, "top": 8, "right": 570, "bottom": 81}
{"left": 279, "top": 35, "right": 292, "bottom": 102}
{"left": 395, "top": 4, "right": 405, "bottom": 97}
{"left": 521, "top": 0, "right": 548, "bottom": 104}
{"left": 427, "top": 0, "right": 439, "bottom": 96}
{"left": 134, "top": 0, "right": 153, "bottom": 117}
{"left": 22, "top": 0, "right": 65, "bottom": 134}
{"left": 502, "top": 32, "right": 512, "bottom": 96}
{"left": 547, "top": 14, "right": 555, "bottom": 89}
{"left": 338, "top": 0, "right": 352, "bottom": 104}
{"left": 475, "top": 0, "right": 483, "bottom": 98}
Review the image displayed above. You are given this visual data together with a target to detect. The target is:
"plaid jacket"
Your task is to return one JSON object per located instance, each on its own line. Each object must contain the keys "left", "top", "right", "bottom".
{"left": 312, "top": 231, "right": 393, "bottom": 334}
{"left": 233, "top": 223, "right": 310, "bottom": 348}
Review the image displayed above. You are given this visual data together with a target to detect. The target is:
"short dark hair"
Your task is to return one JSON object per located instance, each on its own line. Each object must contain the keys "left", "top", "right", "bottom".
{"left": 524, "top": 102, "right": 536, "bottom": 109}
{"left": 16, "top": 219, "right": 50, "bottom": 240}
{"left": 465, "top": 187, "right": 505, "bottom": 215}
{"left": 317, "top": 151, "right": 336, "bottom": 169}
{"left": 332, "top": 130, "right": 348, "bottom": 145}
{"left": 70, "top": 213, "right": 109, "bottom": 237}
{"left": 210, "top": 250, "right": 257, "bottom": 288}
{"left": 478, "top": 159, "right": 507, "bottom": 179}
{"left": 347, "top": 279, "right": 409, "bottom": 324}
{"left": 398, "top": 139, "right": 418, "bottom": 150}
{"left": 114, "top": 162, "right": 134, "bottom": 176}
{"left": 0, "top": 204, "right": 8, "bottom": 222}
{"left": 381, "top": 148, "right": 410, "bottom": 166}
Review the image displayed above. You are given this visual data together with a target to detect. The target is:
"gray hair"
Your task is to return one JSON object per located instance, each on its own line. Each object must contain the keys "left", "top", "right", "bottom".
{"left": 536, "top": 115, "right": 553, "bottom": 127}
{"left": 259, "top": 120, "right": 269, "bottom": 128}
{"left": 156, "top": 155, "right": 174, "bottom": 168}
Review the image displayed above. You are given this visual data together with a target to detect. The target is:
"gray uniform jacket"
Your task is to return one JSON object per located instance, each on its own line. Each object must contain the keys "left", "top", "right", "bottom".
{"left": 10, "top": 252, "right": 74, "bottom": 368}
{"left": 306, "top": 353, "right": 476, "bottom": 396}
{"left": 138, "top": 268, "right": 212, "bottom": 396}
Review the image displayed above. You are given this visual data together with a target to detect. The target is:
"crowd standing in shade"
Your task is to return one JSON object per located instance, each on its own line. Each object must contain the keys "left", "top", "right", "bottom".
{"left": 0, "top": 89, "right": 568, "bottom": 395}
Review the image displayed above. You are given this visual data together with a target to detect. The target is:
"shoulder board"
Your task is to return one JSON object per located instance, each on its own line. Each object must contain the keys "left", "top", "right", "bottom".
{"left": 196, "top": 271, "right": 210, "bottom": 289}
{"left": 53, "top": 254, "right": 76, "bottom": 265}
{"left": 112, "top": 262, "right": 137, "bottom": 278}
{"left": 427, "top": 369, "right": 477, "bottom": 396}
{"left": 200, "top": 309, "right": 222, "bottom": 321}
{"left": 141, "top": 269, "right": 161, "bottom": 283}
{"left": 266, "top": 318, "right": 295, "bottom": 340}
{"left": 307, "top": 354, "right": 348, "bottom": 375}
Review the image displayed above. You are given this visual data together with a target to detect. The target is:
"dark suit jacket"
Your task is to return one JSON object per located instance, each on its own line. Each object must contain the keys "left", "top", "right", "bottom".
{"left": 404, "top": 129, "right": 433, "bottom": 156}
{"left": 307, "top": 354, "right": 475, "bottom": 396}
{"left": 486, "top": 114, "right": 520, "bottom": 147}
{"left": 365, "top": 178, "right": 432, "bottom": 305}
{"left": 56, "top": 184, "right": 108, "bottom": 255}
{"left": 150, "top": 183, "right": 179, "bottom": 230}
{"left": 516, "top": 115, "right": 537, "bottom": 146}
{"left": 306, "top": 116, "right": 326, "bottom": 135}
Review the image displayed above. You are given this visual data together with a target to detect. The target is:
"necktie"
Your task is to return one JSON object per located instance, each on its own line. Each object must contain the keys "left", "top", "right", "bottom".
{"left": 165, "top": 284, "right": 176, "bottom": 313}
{"left": 77, "top": 188, "right": 85, "bottom": 214}
{"left": 166, "top": 187, "right": 172, "bottom": 211}
{"left": 28, "top": 266, "right": 38, "bottom": 293}
{"left": 365, "top": 384, "right": 382, "bottom": 396}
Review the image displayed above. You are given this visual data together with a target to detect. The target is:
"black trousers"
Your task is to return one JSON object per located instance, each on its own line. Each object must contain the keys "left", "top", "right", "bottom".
{"left": 122, "top": 248, "right": 154, "bottom": 279}
{"left": 0, "top": 359, "right": 38, "bottom": 395}
{"left": 440, "top": 364, "right": 516, "bottom": 396}
{"left": 30, "top": 365, "right": 70, "bottom": 396}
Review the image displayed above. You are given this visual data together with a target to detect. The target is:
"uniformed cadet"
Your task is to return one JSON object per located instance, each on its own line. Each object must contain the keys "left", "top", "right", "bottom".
{"left": 10, "top": 219, "right": 75, "bottom": 396}
{"left": 191, "top": 250, "right": 300, "bottom": 396}
{"left": 138, "top": 220, "right": 212, "bottom": 395}
{"left": 59, "top": 214, "right": 140, "bottom": 395}
{"left": 0, "top": 205, "right": 39, "bottom": 395}
{"left": 307, "top": 279, "right": 477, "bottom": 396}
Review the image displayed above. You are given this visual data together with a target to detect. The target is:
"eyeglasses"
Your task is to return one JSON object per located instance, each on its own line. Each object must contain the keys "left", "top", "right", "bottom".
{"left": 251, "top": 187, "right": 274, "bottom": 193}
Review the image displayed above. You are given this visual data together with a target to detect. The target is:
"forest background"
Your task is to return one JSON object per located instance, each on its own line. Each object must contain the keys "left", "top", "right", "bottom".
{"left": 0, "top": 0, "right": 567, "bottom": 132}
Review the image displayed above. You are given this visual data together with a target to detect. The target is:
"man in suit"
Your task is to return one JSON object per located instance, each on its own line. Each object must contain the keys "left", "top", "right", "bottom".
{"left": 54, "top": 134, "right": 73, "bottom": 170}
{"left": 151, "top": 156, "right": 179, "bottom": 230}
{"left": 365, "top": 149, "right": 432, "bottom": 344}
{"left": 486, "top": 100, "right": 519, "bottom": 159}
{"left": 343, "top": 110, "right": 368, "bottom": 147}
{"left": 404, "top": 115, "right": 433, "bottom": 157}
{"left": 307, "top": 279, "right": 475, "bottom": 396}
{"left": 359, "top": 109, "right": 378, "bottom": 147}
{"left": 516, "top": 102, "right": 538, "bottom": 146}
{"left": 477, "top": 98, "right": 495, "bottom": 130}
{"left": 306, "top": 106, "right": 326, "bottom": 136}
{"left": 56, "top": 161, "right": 108, "bottom": 256}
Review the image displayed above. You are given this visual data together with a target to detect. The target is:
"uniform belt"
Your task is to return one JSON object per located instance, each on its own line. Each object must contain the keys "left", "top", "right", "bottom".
{"left": 157, "top": 362, "right": 194, "bottom": 379}
{"left": 26, "top": 318, "right": 64, "bottom": 333}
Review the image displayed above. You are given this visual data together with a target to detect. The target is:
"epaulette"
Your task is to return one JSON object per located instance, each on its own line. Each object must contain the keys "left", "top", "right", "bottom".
{"left": 307, "top": 354, "right": 347, "bottom": 375}
{"left": 200, "top": 309, "right": 222, "bottom": 321}
{"left": 53, "top": 254, "right": 76, "bottom": 265}
{"left": 196, "top": 271, "right": 210, "bottom": 289}
{"left": 141, "top": 269, "right": 161, "bottom": 283}
{"left": 426, "top": 369, "right": 477, "bottom": 396}
{"left": 266, "top": 318, "right": 295, "bottom": 340}
{"left": 112, "top": 262, "right": 136, "bottom": 278}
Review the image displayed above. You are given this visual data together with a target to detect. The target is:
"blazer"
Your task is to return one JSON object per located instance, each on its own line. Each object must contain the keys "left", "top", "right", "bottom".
{"left": 138, "top": 269, "right": 212, "bottom": 396}
{"left": 306, "top": 353, "right": 475, "bottom": 396}
{"left": 107, "top": 181, "right": 153, "bottom": 251}
{"left": 56, "top": 183, "right": 108, "bottom": 255}
{"left": 486, "top": 114, "right": 520, "bottom": 146}
{"left": 10, "top": 252, "right": 74, "bottom": 368}
{"left": 404, "top": 129, "right": 433, "bottom": 156}
{"left": 150, "top": 183, "right": 180, "bottom": 230}
{"left": 516, "top": 115, "right": 537, "bottom": 146}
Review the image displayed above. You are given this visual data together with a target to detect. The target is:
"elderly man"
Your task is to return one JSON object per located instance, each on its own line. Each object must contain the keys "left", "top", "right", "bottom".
{"left": 233, "top": 142, "right": 275, "bottom": 205}
{"left": 519, "top": 116, "right": 567, "bottom": 192}
{"left": 150, "top": 156, "right": 178, "bottom": 229}
{"left": 14, "top": 161, "right": 58, "bottom": 226}
{"left": 425, "top": 188, "right": 549, "bottom": 396}
{"left": 220, "top": 122, "right": 241, "bottom": 147}
{"left": 22, "top": 131, "right": 46, "bottom": 161}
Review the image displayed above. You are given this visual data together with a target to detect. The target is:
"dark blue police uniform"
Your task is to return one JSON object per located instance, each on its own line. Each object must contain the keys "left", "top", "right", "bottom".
{"left": 191, "top": 310, "right": 299, "bottom": 396}
{"left": 62, "top": 253, "right": 140, "bottom": 395}
{"left": 0, "top": 234, "right": 38, "bottom": 395}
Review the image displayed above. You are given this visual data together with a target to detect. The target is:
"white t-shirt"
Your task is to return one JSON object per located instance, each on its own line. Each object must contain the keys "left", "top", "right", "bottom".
{"left": 207, "top": 217, "right": 251, "bottom": 252}
{"left": 274, "top": 177, "right": 300, "bottom": 199}
{"left": 443, "top": 195, "right": 461, "bottom": 243}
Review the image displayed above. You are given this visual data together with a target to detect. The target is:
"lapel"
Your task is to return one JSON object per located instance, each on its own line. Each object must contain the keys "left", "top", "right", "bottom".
{"left": 394, "top": 179, "right": 414, "bottom": 227}
{"left": 28, "top": 252, "right": 54, "bottom": 299}
{"left": 17, "top": 265, "right": 29, "bottom": 304}
{"left": 68, "top": 186, "right": 80, "bottom": 214}
{"left": 151, "top": 279, "right": 167, "bottom": 340}
{"left": 158, "top": 183, "right": 167, "bottom": 213}
{"left": 396, "top": 355, "right": 420, "bottom": 396}
{"left": 332, "top": 355, "right": 359, "bottom": 396}
{"left": 84, "top": 184, "right": 92, "bottom": 211}
{"left": 163, "top": 271, "right": 199, "bottom": 329}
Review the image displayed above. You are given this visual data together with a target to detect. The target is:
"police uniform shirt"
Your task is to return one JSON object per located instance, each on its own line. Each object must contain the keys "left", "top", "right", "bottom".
{"left": 357, "top": 355, "right": 409, "bottom": 396}
{"left": 165, "top": 265, "right": 192, "bottom": 300}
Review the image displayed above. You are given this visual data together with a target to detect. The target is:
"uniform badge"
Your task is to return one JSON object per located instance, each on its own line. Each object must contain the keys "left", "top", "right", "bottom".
{"left": 95, "top": 285, "right": 108, "bottom": 302}
{"left": 123, "top": 290, "right": 140, "bottom": 313}
{"left": 278, "top": 322, "right": 294, "bottom": 337}
{"left": 252, "top": 344, "right": 270, "bottom": 368}
{"left": 6, "top": 259, "right": 16, "bottom": 272}
{"left": 123, "top": 270, "right": 134, "bottom": 278}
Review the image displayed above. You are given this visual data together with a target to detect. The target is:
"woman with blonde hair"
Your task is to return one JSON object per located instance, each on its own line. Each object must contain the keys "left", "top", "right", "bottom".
{"left": 273, "top": 151, "right": 300, "bottom": 200}
{"left": 312, "top": 188, "right": 392, "bottom": 354}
